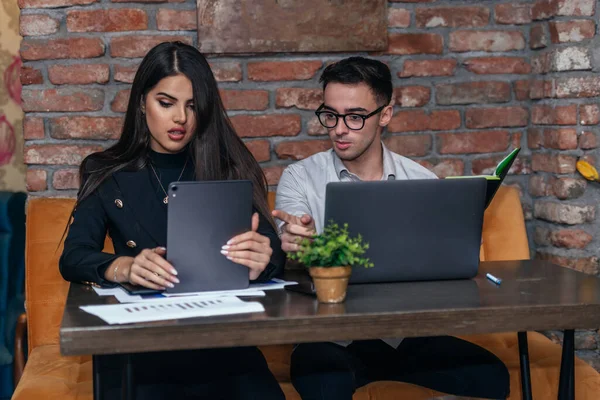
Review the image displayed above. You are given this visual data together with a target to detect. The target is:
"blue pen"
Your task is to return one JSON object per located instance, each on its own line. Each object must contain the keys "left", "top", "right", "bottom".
{"left": 486, "top": 273, "right": 502, "bottom": 285}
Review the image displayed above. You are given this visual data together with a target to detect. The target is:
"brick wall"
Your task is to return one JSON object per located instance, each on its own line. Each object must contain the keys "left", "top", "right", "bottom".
{"left": 18, "top": 0, "right": 600, "bottom": 367}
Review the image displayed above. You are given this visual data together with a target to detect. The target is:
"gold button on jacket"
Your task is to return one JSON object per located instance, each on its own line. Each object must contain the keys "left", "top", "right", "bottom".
{"left": 126, "top": 240, "right": 137, "bottom": 248}
{"left": 115, "top": 199, "right": 124, "bottom": 208}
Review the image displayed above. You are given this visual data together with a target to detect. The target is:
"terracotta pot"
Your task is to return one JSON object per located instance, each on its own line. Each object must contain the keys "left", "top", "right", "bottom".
{"left": 309, "top": 266, "right": 352, "bottom": 303}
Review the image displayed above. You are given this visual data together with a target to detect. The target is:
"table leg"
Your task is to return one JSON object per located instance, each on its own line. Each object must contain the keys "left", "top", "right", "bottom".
{"left": 558, "top": 329, "right": 575, "bottom": 400}
{"left": 121, "top": 354, "right": 136, "bottom": 400}
{"left": 93, "top": 355, "right": 103, "bottom": 400}
{"left": 518, "top": 331, "right": 533, "bottom": 400}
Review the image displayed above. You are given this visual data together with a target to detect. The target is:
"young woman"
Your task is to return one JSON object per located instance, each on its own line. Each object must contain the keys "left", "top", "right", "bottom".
{"left": 59, "top": 41, "right": 285, "bottom": 399}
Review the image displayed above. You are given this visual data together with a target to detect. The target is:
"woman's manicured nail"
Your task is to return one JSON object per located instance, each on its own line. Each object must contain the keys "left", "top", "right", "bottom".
{"left": 221, "top": 250, "right": 229, "bottom": 255}
{"left": 221, "top": 245, "right": 230, "bottom": 250}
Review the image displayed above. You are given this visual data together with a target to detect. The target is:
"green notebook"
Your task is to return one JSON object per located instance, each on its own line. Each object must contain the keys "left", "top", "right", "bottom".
{"left": 446, "top": 148, "right": 521, "bottom": 209}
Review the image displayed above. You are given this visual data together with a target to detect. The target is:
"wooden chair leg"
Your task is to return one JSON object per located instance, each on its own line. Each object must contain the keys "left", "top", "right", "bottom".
{"left": 13, "top": 312, "right": 27, "bottom": 388}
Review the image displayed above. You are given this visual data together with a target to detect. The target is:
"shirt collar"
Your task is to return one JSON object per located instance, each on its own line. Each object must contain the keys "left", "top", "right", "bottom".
{"left": 332, "top": 142, "right": 397, "bottom": 181}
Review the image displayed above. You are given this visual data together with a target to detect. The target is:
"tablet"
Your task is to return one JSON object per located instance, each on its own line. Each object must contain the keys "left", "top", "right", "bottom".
{"left": 165, "top": 180, "right": 252, "bottom": 293}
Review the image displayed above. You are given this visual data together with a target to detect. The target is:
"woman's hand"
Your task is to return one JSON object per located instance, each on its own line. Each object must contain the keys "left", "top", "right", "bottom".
{"left": 221, "top": 213, "right": 272, "bottom": 280}
{"left": 126, "top": 247, "right": 179, "bottom": 290}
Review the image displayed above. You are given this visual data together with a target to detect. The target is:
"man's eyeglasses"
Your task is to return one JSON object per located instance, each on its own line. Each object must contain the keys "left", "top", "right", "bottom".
{"left": 315, "top": 104, "right": 386, "bottom": 131}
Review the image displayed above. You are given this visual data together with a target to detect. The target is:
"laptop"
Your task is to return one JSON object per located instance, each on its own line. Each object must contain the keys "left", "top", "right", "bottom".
{"left": 324, "top": 178, "right": 487, "bottom": 284}
{"left": 165, "top": 180, "right": 253, "bottom": 293}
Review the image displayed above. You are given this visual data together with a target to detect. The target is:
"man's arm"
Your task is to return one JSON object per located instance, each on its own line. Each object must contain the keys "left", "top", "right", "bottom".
{"left": 273, "top": 165, "right": 316, "bottom": 253}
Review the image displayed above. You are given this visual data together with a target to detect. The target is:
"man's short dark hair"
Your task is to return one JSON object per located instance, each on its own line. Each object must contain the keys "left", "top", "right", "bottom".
{"left": 319, "top": 56, "right": 393, "bottom": 107}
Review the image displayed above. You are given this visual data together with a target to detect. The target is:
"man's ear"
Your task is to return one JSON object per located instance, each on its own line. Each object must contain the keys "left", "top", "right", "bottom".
{"left": 379, "top": 104, "right": 394, "bottom": 127}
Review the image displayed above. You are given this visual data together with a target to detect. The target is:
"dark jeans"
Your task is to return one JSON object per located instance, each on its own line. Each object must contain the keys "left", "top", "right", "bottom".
{"left": 291, "top": 337, "right": 510, "bottom": 400}
{"left": 100, "top": 346, "right": 285, "bottom": 400}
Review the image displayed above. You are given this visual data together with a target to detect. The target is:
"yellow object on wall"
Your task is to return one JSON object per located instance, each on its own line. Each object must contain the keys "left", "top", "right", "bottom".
{"left": 0, "top": 0, "right": 26, "bottom": 191}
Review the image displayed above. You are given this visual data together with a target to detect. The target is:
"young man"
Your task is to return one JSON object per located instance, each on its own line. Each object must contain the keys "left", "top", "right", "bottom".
{"left": 273, "top": 57, "right": 509, "bottom": 400}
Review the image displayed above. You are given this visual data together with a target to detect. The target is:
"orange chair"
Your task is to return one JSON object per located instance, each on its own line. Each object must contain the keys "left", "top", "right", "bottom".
{"left": 12, "top": 187, "right": 600, "bottom": 399}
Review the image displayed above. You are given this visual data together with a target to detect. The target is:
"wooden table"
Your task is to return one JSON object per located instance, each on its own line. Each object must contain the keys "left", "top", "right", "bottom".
{"left": 60, "top": 260, "right": 600, "bottom": 400}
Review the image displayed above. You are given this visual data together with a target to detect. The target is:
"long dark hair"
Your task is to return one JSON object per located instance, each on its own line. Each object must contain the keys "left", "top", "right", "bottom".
{"left": 74, "top": 41, "right": 274, "bottom": 227}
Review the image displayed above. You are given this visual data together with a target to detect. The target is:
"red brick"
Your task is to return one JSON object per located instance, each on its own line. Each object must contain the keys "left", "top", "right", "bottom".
{"left": 110, "top": 35, "right": 192, "bottom": 58}
{"left": 532, "top": 0, "right": 558, "bottom": 20}
{"left": 24, "top": 144, "right": 103, "bottom": 165}
{"left": 580, "top": 131, "right": 597, "bottom": 149}
{"left": 20, "top": 14, "right": 59, "bottom": 36}
{"left": 21, "top": 38, "right": 105, "bottom": 61}
{"left": 383, "top": 135, "right": 432, "bottom": 157}
{"left": 22, "top": 89, "right": 104, "bottom": 112}
{"left": 549, "top": 20, "right": 595, "bottom": 43}
{"left": 276, "top": 88, "right": 322, "bottom": 110}
{"left": 394, "top": 86, "right": 430, "bottom": 108}
{"left": 387, "top": 33, "right": 443, "bottom": 55}
{"left": 449, "top": 30, "right": 525, "bottom": 52}
{"left": 435, "top": 82, "right": 511, "bottom": 105}
{"left": 495, "top": 3, "right": 532, "bottom": 24}
{"left": 248, "top": 61, "right": 322, "bottom": 82}
{"left": 536, "top": 252, "right": 598, "bottom": 275}
{"left": 230, "top": 115, "right": 301, "bottom": 138}
{"left": 114, "top": 64, "right": 138, "bottom": 84}
{"left": 580, "top": 104, "right": 600, "bottom": 125}
{"left": 18, "top": 0, "right": 97, "bottom": 7}
{"left": 556, "top": 77, "right": 600, "bottom": 98}
{"left": 535, "top": 227, "right": 592, "bottom": 249}
{"left": 472, "top": 155, "right": 531, "bottom": 175}
{"left": 210, "top": 62, "right": 242, "bottom": 82}
{"left": 20, "top": 67, "right": 43, "bottom": 85}
{"left": 53, "top": 169, "right": 80, "bottom": 190}
{"left": 156, "top": 9, "right": 196, "bottom": 30}
{"left": 388, "top": 8, "right": 411, "bottom": 28}
{"left": 23, "top": 117, "right": 44, "bottom": 139}
{"left": 552, "top": 177, "right": 587, "bottom": 200}
{"left": 418, "top": 159, "right": 464, "bottom": 178}
{"left": 308, "top": 117, "right": 327, "bottom": 136}
{"left": 67, "top": 9, "right": 147, "bottom": 32}
{"left": 26, "top": 169, "right": 47, "bottom": 192}
{"left": 399, "top": 59, "right": 456, "bottom": 78}
{"left": 534, "top": 201, "right": 595, "bottom": 224}
{"left": 530, "top": 23, "right": 549, "bottom": 49}
{"left": 514, "top": 80, "right": 530, "bottom": 101}
{"left": 263, "top": 165, "right": 285, "bottom": 186}
{"left": 388, "top": 110, "right": 461, "bottom": 133}
{"left": 245, "top": 140, "right": 270, "bottom": 162}
{"left": 465, "top": 107, "right": 528, "bottom": 129}
{"left": 531, "top": 154, "right": 576, "bottom": 173}
{"left": 275, "top": 140, "right": 332, "bottom": 161}
{"left": 112, "top": 0, "right": 185, "bottom": 2}
{"left": 438, "top": 131, "right": 510, "bottom": 154}
{"left": 557, "top": 0, "right": 596, "bottom": 16}
{"left": 529, "top": 79, "right": 555, "bottom": 99}
{"left": 111, "top": 89, "right": 130, "bottom": 113}
{"left": 542, "top": 128, "right": 578, "bottom": 150}
{"left": 220, "top": 90, "right": 269, "bottom": 111}
{"left": 415, "top": 6, "right": 489, "bottom": 28}
{"left": 464, "top": 57, "right": 531, "bottom": 74}
{"left": 531, "top": 105, "right": 577, "bottom": 125}
{"left": 529, "top": 175, "right": 551, "bottom": 197}
{"left": 535, "top": 47, "right": 592, "bottom": 73}
{"left": 49, "top": 117, "right": 123, "bottom": 140}
{"left": 48, "top": 64, "right": 109, "bottom": 85}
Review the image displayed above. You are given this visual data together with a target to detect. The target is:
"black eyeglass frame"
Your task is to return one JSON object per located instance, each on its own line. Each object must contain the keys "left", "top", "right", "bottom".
{"left": 315, "top": 103, "right": 387, "bottom": 131}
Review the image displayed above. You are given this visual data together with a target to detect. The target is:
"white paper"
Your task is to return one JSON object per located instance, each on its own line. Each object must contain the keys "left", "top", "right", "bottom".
{"left": 93, "top": 278, "right": 296, "bottom": 304}
{"left": 80, "top": 296, "right": 264, "bottom": 325}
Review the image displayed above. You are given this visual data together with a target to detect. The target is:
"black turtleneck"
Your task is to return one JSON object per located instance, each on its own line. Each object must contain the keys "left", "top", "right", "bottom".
{"left": 147, "top": 149, "right": 195, "bottom": 205}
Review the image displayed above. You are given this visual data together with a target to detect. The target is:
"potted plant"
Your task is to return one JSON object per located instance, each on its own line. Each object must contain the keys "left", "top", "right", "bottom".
{"left": 288, "top": 221, "right": 373, "bottom": 303}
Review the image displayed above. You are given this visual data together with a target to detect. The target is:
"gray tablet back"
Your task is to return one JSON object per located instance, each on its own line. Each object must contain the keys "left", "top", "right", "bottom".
{"left": 324, "top": 178, "right": 487, "bottom": 284}
{"left": 166, "top": 180, "right": 252, "bottom": 293}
